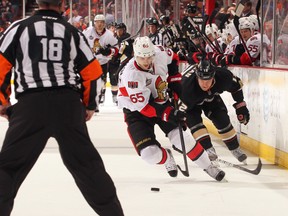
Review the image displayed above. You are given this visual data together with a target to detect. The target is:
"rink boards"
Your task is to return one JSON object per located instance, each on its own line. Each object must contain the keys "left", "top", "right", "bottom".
{"left": 179, "top": 62, "right": 288, "bottom": 169}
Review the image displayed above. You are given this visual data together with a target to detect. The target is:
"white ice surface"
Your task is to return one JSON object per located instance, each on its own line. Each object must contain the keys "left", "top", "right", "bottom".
{"left": 0, "top": 89, "right": 288, "bottom": 216}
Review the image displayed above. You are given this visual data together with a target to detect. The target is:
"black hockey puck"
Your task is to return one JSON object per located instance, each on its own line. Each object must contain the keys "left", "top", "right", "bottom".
{"left": 151, "top": 187, "right": 160, "bottom": 192}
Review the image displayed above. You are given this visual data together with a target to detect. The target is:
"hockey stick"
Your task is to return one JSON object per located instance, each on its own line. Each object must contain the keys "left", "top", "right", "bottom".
{"left": 113, "top": 19, "right": 145, "bottom": 47}
{"left": 173, "top": 93, "right": 189, "bottom": 177}
{"left": 216, "top": 158, "right": 262, "bottom": 175}
{"left": 256, "top": 0, "right": 261, "bottom": 32}
{"left": 209, "top": 9, "right": 223, "bottom": 53}
{"left": 173, "top": 146, "right": 262, "bottom": 175}
{"left": 95, "top": 19, "right": 145, "bottom": 55}
{"left": 233, "top": 1, "right": 253, "bottom": 61}
{"left": 187, "top": 17, "right": 220, "bottom": 53}
{"left": 202, "top": 14, "right": 209, "bottom": 34}
{"left": 149, "top": 1, "right": 159, "bottom": 20}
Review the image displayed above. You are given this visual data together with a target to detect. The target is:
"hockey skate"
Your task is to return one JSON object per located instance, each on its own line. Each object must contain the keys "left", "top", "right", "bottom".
{"left": 206, "top": 147, "right": 218, "bottom": 161}
{"left": 206, "top": 147, "right": 220, "bottom": 167}
{"left": 204, "top": 164, "right": 226, "bottom": 182}
{"left": 165, "top": 149, "right": 178, "bottom": 177}
{"left": 99, "top": 93, "right": 105, "bottom": 104}
{"left": 112, "top": 95, "right": 118, "bottom": 105}
{"left": 231, "top": 147, "right": 247, "bottom": 164}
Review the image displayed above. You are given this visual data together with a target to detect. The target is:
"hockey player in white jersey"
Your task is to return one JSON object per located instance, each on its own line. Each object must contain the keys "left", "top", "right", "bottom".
{"left": 205, "top": 23, "right": 225, "bottom": 54}
{"left": 117, "top": 36, "right": 226, "bottom": 181}
{"left": 211, "top": 17, "right": 268, "bottom": 66}
{"left": 83, "top": 14, "right": 118, "bottom": 111}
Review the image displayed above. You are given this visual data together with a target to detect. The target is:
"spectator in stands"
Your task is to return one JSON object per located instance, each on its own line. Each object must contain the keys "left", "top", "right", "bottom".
{"left": 10, "top": 0, "right": 19, "bottom": 21}
{"left": 241, "top": 0, "right": 254, "bottom": 17}
{"left": 68, "top": 9, "right": 82, "bottom": 25}
{"left": 105, "top": 6, "right": 115, "bottom": 25}
{"left": 0, "top": 0, "right": 13, "bottom": 23}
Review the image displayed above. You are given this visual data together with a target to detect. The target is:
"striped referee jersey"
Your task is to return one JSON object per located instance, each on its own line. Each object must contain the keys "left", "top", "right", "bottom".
{"left": 0, "top": 10, "right": 102, "bottom": 110}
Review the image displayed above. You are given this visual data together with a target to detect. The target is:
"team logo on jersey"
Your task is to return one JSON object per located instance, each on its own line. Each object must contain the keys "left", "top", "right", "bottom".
{"left": 146, "top": 78, "right": 152, "bottom": 86}
{"left": 143, "top": 43, "right": 149, "bottom": 48}
{"left": 155, "top": 77, "right": 167, "bottom": 101}
{"left": 93, "top": 38, "right": 101, "bottom": 53}
{"left": 128, "top": 81, "right": 138, "bottom": 88}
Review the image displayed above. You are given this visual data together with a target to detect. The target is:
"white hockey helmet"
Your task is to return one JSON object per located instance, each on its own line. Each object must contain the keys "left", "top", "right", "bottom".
{"left": 94, "top": 14, "right": 105, "bottom": 22}
{"left": 220, "top": 28, "right": 228, "bottom": 42}
{"left": 226, "top": 22, "right": 238, "bottom": 38}
{"left": 133, "top": 36, "right": 155, "bottom": 58}
{"left": 239, "top": 17, "right": 254, "bottom": 32}
{"left": 205, "top": 23, "right": 218, "bottom": 36}
{"left": 249, "top": 14, "right": 259, "bottom": 31}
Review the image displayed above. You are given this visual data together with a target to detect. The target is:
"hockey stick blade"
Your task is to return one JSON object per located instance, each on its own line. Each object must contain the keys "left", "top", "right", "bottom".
{"left": 177, "top": 165, "right": 190, "bottom": 177}
{"left": 216, "top": 158, "right": 262, "bottom": 175}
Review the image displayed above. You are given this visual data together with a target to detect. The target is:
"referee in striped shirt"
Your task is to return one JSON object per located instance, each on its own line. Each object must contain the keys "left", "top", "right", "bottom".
{"left": 0, "top": 0, "right": 124, "bottom": 215}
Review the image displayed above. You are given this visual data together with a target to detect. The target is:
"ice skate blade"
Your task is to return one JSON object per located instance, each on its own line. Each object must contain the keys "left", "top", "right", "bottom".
{"left": 220, "top": 178, "right": 228, "bottom": 183}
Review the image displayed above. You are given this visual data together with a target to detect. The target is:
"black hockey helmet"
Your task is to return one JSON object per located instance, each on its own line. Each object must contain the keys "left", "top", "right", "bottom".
{"left": 107, "top": 21, "right": 117, "bottom": 29}
{"left": 190, "top": 30, "right": 201, "bottom": 39}
{"left": 159, "top": 15, "right": 170, "bottom": 24}
{"left": 146, "top": 17, "right": 159, "bottom": 26}
{"left": 186, "top": 3, "right": 198, "bottom": 14}
{"left": 116, "top": 22, "right": 127, "bottom": 31}
{"left": 195, "top": 60, "right": 215, "bottom": 80}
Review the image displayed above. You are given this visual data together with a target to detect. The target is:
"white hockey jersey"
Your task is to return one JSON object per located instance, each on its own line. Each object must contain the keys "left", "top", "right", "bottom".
{"left": 224, "top": 36, "right": 240, "bottom": 54}
{"left": 205, "top": 37, "right": 225, "bottom": 54}
{"left": 246, "top": 32, "right": 271, "bottom": 63}
{"left": 117, "top": 46, "right": 175, "bottom": 117}
{"left": 83, "top": 27, "right": 118, "bottom": 65}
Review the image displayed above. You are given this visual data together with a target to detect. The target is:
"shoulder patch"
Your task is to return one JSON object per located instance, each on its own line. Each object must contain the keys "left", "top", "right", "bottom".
{"left": 128, "top": 81, "right": 138, "bottom": 88}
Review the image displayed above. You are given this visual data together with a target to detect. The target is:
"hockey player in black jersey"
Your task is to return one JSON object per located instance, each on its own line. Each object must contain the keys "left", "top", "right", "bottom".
{"left": 180, "top": 60, "right": 250, "bottom": 163}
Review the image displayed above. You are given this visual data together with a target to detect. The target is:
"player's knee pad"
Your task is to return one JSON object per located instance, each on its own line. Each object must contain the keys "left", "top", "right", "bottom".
{"left": 140, "top": 145, "right": 163, "bottom": 164}
{"left": 168, "top": 128, "right": 195, "bottom": 152}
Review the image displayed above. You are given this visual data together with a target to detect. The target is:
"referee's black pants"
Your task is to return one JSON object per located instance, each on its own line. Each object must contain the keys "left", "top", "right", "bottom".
{"left": 0, "top": 88, "right": 124, "bottom": 216}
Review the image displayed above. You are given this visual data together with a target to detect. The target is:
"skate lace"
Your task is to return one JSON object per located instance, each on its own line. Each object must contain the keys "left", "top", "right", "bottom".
{"left": 206, "top": 147, "right": 218, "bottom": 161}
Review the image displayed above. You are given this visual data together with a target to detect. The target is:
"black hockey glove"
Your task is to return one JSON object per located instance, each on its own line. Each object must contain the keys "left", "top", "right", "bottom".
{"left": 186, "top": 51, "right": 202, "bottom": 64}
{"left": 233, "top": 101, "right": 250, "bottom": 125}
{"left": 235, "top": 44, "right": 245, "bottom": 56}
{"left": 162, "top": 107, "right": 187, "bottom": 130}
{"left": 99, "top": 47, "right": 111, "bottom": 56}
{"left": 167, "top": 73, "right": 182, "bottom": 98}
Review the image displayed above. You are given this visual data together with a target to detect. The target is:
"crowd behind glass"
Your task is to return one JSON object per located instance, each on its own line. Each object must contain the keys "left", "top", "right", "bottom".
{"left": 2, "top": 0, "right": 287, "bottom": 67}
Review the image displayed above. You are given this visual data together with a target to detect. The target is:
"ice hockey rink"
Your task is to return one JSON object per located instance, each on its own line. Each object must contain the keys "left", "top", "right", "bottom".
{"left": 1, "top": 89, "right": 288, "bottom": 216}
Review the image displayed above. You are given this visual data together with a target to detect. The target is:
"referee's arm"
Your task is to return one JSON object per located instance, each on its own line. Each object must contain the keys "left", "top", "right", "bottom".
{"left": 0, "top": 53, "right": 12, "bottom": 106}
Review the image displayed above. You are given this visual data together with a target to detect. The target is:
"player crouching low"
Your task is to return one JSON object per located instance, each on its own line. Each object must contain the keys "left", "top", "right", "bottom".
{"left": 117, "top": 36, "right": 226, "bottom": 181}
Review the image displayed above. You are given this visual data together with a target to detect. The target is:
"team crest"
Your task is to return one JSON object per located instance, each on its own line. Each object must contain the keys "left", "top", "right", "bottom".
{"left": 93, "top": 38, "right": 101, "bottom": 53}
{"left": 155, "top": 77, "right": 167, "bottom": 101}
